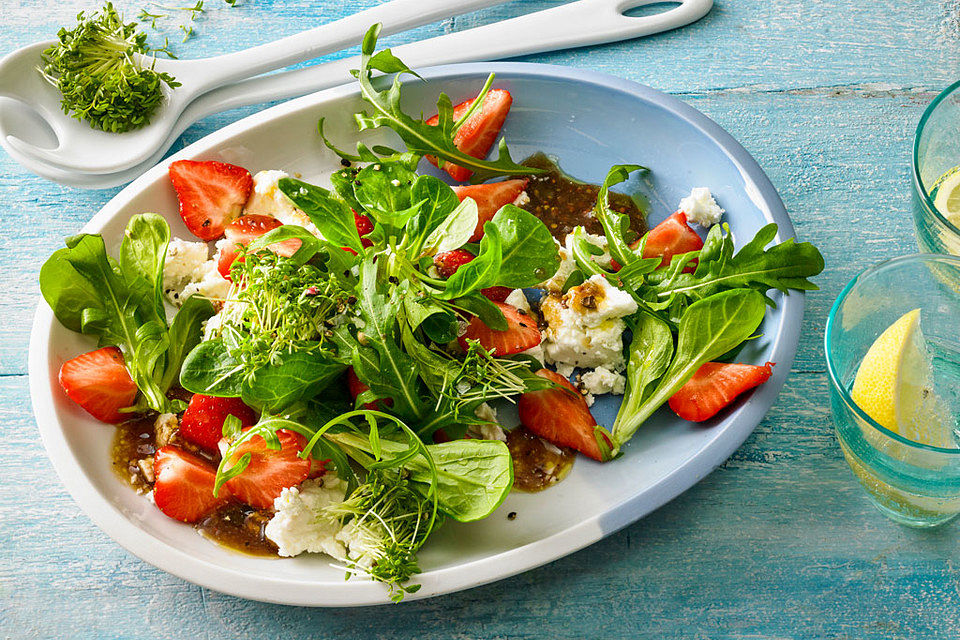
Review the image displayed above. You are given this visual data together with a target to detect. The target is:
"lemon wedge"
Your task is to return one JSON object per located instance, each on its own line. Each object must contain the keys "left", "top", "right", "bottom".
{"left": 850, "top": 309, "right": 951, "bottom": 447}
{"left": 934, "top": 167, "right": 960, "bottom": 229}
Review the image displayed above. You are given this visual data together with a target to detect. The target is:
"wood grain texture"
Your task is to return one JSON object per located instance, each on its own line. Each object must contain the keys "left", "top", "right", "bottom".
{"left": 2, "top": 0, "right": 959, "bottom": 638}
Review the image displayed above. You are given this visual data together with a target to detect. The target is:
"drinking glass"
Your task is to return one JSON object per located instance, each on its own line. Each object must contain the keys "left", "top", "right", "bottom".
{"left": 825, "top": 254, "right": 960, "bottom": 527}
{"left": 913, "top": 80, "right": 960, "bottom": 255}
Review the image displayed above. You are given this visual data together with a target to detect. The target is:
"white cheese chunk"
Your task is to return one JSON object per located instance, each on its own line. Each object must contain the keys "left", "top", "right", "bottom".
{"left": 580, "top": 366, "right": 626, "bottom": 396}
{"left": 265, "top": 473, "right": 349, "bottom": 558}
{"left": 540, "top": 275, "right": 637, "bottom": 372}
{"left": 678, "top": 187, "right": 724, "bottom": 227}
{"left": 163, "top": 238, "right": 231, "bottom": 306}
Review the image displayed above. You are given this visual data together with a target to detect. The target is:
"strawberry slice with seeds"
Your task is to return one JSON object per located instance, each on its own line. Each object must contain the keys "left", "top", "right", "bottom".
{"left": 668, "top": 361, "right": 774, "bottom": 422}
{"left": 518, "top": 369, "right": 605, "bottom": 461}
{"left": 458, "top": 301, "right": 541, "bottom": 356}
{"left": 180, "top": 394, "right": 257, "bottom": 453}
{"left": 480, "top": 286, "right": 512, "bottom": 302}
{"left": 221, "top": 429, "right": 312, "bottom": 509}
{"left": 612, "top": 211, "right": 704, "bottom": 272}
{"left": 426, "top": 89, "right": 513, "bottom": 182}
{"left": 216, "top": 214, "right": 300, "bottom": 279}
{"left": 58, "top": 346, "right": 138, "bottom": 423}
{"left": 154, "top": 446, "right": 232, "bottom": 523}
{"left": 169, "top": 160, "right": 253, "bottom": 241}
{"left": 452, "top": 179, "right": 528, "bottom": 242}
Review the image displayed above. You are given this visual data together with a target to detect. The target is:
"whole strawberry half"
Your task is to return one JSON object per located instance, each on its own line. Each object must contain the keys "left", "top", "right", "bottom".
{"left": 169, "top": 160, "right": 253, "bottom": 241}
{"left": 154, "top": 445, "right": 232, "bottom": 523}
{"left": 58, "top": 346, "right": 138, "bottom": 423}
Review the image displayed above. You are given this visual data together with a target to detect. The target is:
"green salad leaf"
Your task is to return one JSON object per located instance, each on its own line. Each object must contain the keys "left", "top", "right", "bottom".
{"left": 610, "top": 288, "right": 767, "bottom": 453}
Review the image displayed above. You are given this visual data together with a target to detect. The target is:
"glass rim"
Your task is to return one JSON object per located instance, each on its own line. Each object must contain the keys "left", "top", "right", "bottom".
{"left": 824, "top": 253, "right": 960, "bottom": 455}
{"left": 913, "top": 79, "right": 960, "bottom": 239}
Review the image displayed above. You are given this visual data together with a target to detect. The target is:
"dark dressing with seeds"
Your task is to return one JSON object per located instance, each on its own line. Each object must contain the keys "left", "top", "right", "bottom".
{"left": 518, "top": 152, "right": 648, "bottom": 240}
{"left": 506, "top": 427, "right": 576, "bottom": 492}
{"left": 111, "top": 413, "right": 278, "bottom": 557}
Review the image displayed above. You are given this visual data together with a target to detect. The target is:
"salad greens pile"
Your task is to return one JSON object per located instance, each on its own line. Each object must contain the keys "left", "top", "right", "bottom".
{"left": 39, "top": 23, "right": 824, "bottom": 600}
{"left": 40, "top": 213, "right": 214, "bottom": 414}
{"left": 566, "top": 165, "right": 823, "bottom": 457}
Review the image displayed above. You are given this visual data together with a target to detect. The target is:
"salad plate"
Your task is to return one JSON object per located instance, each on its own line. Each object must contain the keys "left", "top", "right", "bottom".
{"left": 29, "top": 61, "right": 804, "bottom": 606}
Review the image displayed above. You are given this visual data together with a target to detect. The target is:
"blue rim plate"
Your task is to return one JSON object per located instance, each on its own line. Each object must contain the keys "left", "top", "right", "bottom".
{"left": 29, "top": 62, "right": 803, "bottom": 606}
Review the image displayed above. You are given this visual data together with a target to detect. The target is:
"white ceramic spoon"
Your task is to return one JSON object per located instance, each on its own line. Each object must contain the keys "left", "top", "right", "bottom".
{"left": 2, "top": 0, "right": 714, "bottom": 189}
{"left": 0, "top": 0, "right": 508, "bottom": 175}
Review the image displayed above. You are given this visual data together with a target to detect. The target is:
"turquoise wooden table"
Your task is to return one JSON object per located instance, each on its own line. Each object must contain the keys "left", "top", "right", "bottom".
{"left": 3, "top": 1, "right": 960, "bottom": 637}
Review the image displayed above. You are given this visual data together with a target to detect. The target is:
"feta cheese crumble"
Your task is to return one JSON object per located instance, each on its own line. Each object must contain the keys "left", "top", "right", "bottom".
{"left": 537, "top": 231, "right": 612, "bottom": 293}
{"left": 162, "top": 238, "right": 231, "bottom": 306}
{"left": 580, "top": 366, "right": 626, "bottom": 396}
{"left": 467, "top": 403, "right": 507, "bottom": 442}
{"left": 243, "top": 170, "right": 319, "bottom": 236}
{"left": 678, "top": 187, "right": 724, "bottom": 227}
{"left": 540, "top": 274, "right": 637, "bottom": 373}
{"left": 264, "top": 473, "right": 349, "bottom": 558}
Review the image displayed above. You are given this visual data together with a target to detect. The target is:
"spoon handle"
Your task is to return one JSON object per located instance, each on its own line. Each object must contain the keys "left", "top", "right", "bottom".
{"left": 181, "top": 0, "right": 508, "bottom": 93}
{"left": 186, "top": 0, "right": 713, "bottom": 114}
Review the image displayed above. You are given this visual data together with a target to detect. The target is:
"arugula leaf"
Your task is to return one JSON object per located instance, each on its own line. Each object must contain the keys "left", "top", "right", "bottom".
{"left": 610, "top": 288, "right": 766, "bottom": 452}
{"left": 646, "top": 223, "right": 825, "bottom": 306}
{"left": 490, "top": 204, "right": 561, "bottom": 288}
{"left": 345, "top": 259, "right": 426, "bottom": 420}
{"left": 277, "top": 178, "right": 362, "bottom": 253}
{"left": 594, "top": 164, "right": 650, "bottom": 268}
{"left": 344, "top": 24, "right": 543, "bottom": 184}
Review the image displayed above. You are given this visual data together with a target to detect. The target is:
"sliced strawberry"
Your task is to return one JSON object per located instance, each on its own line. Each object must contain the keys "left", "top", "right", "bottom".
{"left": 180, "top": 394, "right": 257, "bottom": 453}
{"left": 58, "top": 346, "right": 138, "bottom": 423}
{"left": 216, "top": 214, "right": 299, "bottom": 279}
{"left": 480, "top": 286, "right": 513, "bottom": 302}
{"left": 153, "top": 446, "right": 232, "bottom": 523}
{"left": 426, "top": 89, "right": 513, "bottom": 182}
{"left": 458, "top": 301, "right": 541, "bottom": 356}
{"left": 518, "top": 369, "right": 604, "bottom": 461}
{"left": 434, "top": 249, "right": 476, "bottom": 278}
{"left": 452, "top": 179, "right": 528, "bottom": 242}
{"left": 346, "top": 366, "right": 391, "bottom": 411}
{"left": 354, "top": 211, "right": 374, "bottom": 248}
{"left": 221, "top": 429, "right": 311, "bottom": 509}
{"left": 307, "top": 456, "right": 330, "bottom": 479}
{"left": 668, "top": 361, "right": 775, "bottom": 423}
{"left": 169, "top": 160, "right": 253, "bottom": 241}
{"left": 612, "top": 211, "right": 704, "bottom": 272}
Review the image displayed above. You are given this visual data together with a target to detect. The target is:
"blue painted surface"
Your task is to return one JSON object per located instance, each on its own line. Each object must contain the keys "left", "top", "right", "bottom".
{"left": 3, "top": 0, "right": 960, "bottom": 637}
